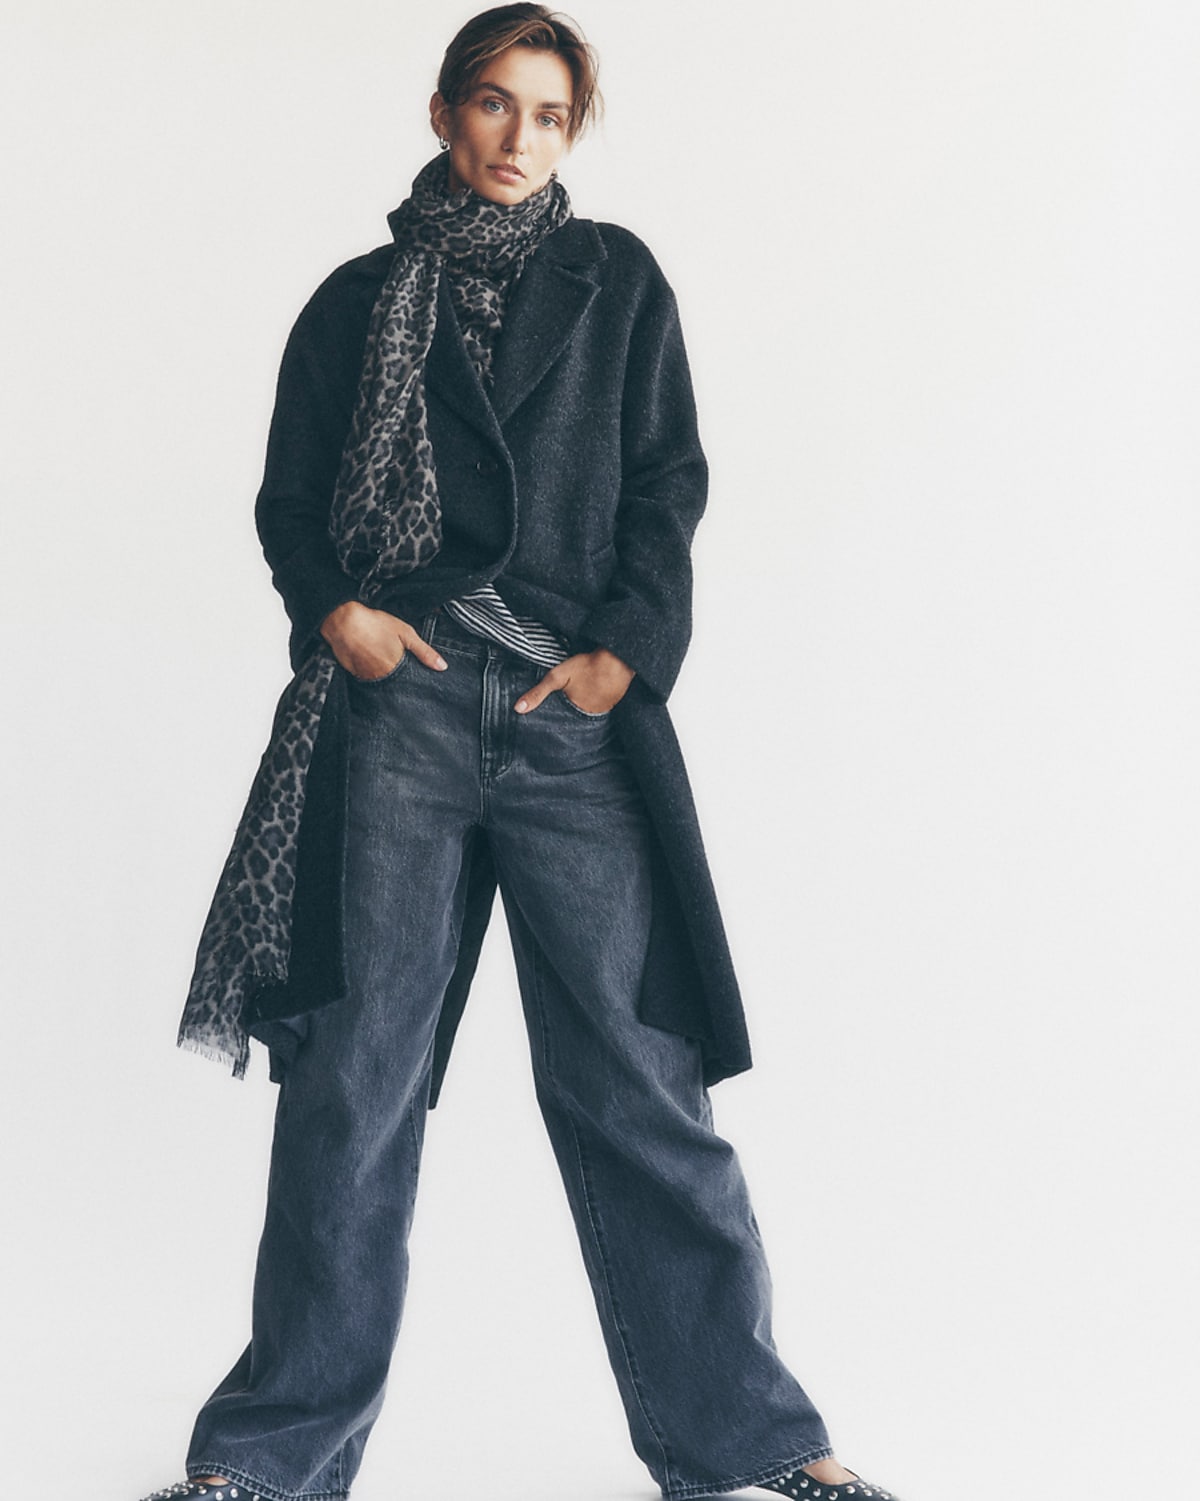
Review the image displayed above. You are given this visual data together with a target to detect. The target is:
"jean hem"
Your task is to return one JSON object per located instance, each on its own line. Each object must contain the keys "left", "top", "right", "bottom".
{"left": 186, "top": 1462, "right": 347, "bottom": 1501}
{"left": 659, "top": 1445, "right": 835, "bottom": 1501}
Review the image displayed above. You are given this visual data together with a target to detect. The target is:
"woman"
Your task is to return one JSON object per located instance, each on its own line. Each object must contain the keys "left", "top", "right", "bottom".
{"left": 156, "top": 7, "right": 903, "bottom": 1500}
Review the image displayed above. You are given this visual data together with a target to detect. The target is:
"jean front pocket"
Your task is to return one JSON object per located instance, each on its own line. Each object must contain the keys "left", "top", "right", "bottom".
{"left": 348, "top": 649, "right": 411, "bottom": 686}
{"left": 559, "top": 689, "right": 612, "bottom": 721}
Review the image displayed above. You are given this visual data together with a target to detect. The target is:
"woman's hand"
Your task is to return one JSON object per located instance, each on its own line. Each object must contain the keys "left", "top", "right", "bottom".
{"left": 515, "top": 649, "right": 635, "bottom": 716}
{"left": 320, "top": 601, "right": 447, "bottom": 680}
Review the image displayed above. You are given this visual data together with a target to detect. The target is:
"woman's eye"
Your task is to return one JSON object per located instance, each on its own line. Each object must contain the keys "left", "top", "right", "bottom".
{"left": 482, "top": 97, "right": 504, "bottom": 113}
{"left": 539, "top": 115, "right": 562, "bottom": 129}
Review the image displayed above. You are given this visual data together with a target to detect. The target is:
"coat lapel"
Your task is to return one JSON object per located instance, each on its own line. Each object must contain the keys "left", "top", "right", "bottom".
{"left": 421, "top": 219, "right": 607, "bottom": 439}
{"left": 423, "top": 275, "right": 502, "bottom": 443}
{"left": 488, "top": 219, "right": 606, "bottom": 427}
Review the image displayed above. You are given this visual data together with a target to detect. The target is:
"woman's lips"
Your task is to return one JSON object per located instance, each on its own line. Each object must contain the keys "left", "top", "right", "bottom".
{"left": 489, "top": 164, "right": 525, "bottom": 184}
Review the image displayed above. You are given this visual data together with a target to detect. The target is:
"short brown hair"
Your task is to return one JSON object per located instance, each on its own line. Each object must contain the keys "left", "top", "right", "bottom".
{"left": 437, "top": 4, "right": 602, "bottom": 144}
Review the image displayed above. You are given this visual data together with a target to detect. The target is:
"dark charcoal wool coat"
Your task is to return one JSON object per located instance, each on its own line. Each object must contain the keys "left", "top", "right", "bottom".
{"left": 249, "top": 213, "right": 751, "bottom": 1103}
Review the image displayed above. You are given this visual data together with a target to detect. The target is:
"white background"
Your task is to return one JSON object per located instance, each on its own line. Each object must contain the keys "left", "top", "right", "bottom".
{"left": 2, "top": 3, "right": 1197, "bottom": 1498}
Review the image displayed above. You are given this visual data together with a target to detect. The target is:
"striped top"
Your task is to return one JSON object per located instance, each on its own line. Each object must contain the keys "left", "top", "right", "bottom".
{"left": 443, "top": 584, "right": 570, "bottom": 669}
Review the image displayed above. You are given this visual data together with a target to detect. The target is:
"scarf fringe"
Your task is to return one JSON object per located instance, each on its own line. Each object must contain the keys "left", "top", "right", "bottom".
{"left": 175, "top": 1032, "right": 250, "bottom": 1079}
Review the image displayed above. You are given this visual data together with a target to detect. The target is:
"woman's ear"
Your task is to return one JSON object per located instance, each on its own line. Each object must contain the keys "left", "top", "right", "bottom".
{"left": 429, "top": 92, "right": 451, "bottom": 144}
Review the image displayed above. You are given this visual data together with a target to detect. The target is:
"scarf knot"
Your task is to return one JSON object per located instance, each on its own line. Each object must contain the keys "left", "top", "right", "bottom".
{"left": 386, "top": 152, "right": 570, "bottom": 279}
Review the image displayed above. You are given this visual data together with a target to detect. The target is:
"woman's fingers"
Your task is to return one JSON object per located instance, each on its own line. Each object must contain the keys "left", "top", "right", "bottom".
{"left": 515, "top": 651, "right": 634, "bottom": 714}
{"left": 515, "top": 662, "right": 567, "bottom": 713}
{"left": 338, "top": 639, "right": 405, "bottom": 680}
{"left": 397, "top": 625, "right": 448, "bottom": 672}
{"left": 320, "top": 602, "right": 447, "bottom": 678}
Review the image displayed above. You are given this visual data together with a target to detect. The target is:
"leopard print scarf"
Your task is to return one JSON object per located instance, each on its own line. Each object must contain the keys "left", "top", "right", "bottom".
{"left": 177, "top": 156, "right": 571, "bottom": 1075}
{"left": 332, "top": 152, "right": 571, "bottom": 591}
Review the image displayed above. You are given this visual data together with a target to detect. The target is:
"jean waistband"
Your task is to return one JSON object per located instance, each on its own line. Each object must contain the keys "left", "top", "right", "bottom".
{"left": 421, "top": 606, "right": 511, "bottom": 663}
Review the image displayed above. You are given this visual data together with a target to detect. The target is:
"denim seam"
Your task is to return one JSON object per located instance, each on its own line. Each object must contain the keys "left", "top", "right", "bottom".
{"left": 492, "top": 850, "right": 553, "bottom": 1085}
{"left": 531, "top": 937, "right": 556, "bottom": 1086}
{"left": 523, "top": 919, "right": 673, "bottom": 1487}
{"left": 186, "top": 1461, "right": 347, "bottom": 1501}
{"left": 658, "top": 1444, "right": 836, "bottom": 1501}
{"left": 563, "top": 1106, "right": 675, "bottom": 1488}
{"left": 429, "top": 641, "right": 479, "bottom": 659}
{"left": 407, "top": 1096, "right": 423, "bottom": 1197}
{"left": 479, "top": 655, "right": 497, "bottom": 818}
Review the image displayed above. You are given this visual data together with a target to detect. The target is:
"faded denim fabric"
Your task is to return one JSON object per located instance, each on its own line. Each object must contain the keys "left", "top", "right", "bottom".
{"left": 186, "top": 611, "right": 831, "bottom": 1501}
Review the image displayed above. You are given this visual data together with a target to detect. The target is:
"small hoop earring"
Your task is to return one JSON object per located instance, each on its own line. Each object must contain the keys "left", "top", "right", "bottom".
{"left": 549, "top": 168, "right": 558, "bottom": 179}
{"left": 438, "top": 137, "right": 449, "bottom": 151}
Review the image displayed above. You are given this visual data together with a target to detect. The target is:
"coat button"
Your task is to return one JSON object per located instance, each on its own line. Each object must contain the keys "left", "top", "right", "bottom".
{"left": 475, "top": 457, "right": 499, "bottom": 476}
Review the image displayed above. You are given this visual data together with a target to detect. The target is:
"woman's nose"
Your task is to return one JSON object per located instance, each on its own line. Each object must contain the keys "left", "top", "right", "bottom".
{"left": 503, "top": 114, "right": 531, "bottom": 155}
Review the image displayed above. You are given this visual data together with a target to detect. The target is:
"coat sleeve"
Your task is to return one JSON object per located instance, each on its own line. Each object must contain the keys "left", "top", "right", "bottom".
{"left": 254, "top": 270, "right": 371, "bottom": 664}
{"left": 577, "top": 264, "right": 708, "bottom": 701}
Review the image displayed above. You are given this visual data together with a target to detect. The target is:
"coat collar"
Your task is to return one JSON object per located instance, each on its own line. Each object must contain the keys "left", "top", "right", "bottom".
{"left": 423, "top": 219, "right": 606, "bottom": 436}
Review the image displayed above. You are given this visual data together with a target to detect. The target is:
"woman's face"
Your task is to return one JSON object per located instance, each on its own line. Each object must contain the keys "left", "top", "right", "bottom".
{"left": 431, "top": 45, "right": 574, "bottom": 204}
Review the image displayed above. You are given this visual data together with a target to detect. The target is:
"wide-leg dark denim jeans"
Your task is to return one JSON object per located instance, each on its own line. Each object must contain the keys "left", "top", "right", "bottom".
{"left": 186, "top": 612, "right": 832, "bottom": 1500}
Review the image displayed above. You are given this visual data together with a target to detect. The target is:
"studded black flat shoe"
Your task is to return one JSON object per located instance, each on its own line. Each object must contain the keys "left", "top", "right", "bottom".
{"left": 757, "top": 1469, "right": 902, "bottom": 1501}
{"left": 139, "top": 1483, "right": 262, "bottom": 1501}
